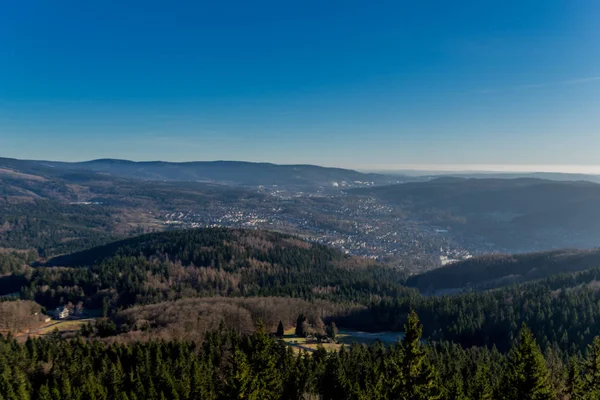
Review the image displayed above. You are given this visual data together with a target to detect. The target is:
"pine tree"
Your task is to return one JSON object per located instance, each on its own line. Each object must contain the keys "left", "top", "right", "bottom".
{"left": 362, "top": 354, "right": 385, "bottom": 400}
{"left": 117, "top": 392, "right": 130, "bottom": 400}
{"left": 502, "top": 325, "right": 554, "bottom": 400}
{"left": 132, "top": 372, "right": 146, "bottom": 399}
{"left": 444, "top": 374, "right": 466, "bottom": 400}
{"left": 37, "top": 385, "right": 52, "bottom": 400}
{"left": 566, "top": 357, "right": 585, "bottom": 400}
{"left": 545, "top": 342, "right": 566, "bottom": 397}
{"left": 468, "top": 363, "right": 493, "bottom": 400}
{"left": 51, "top": 386, "right": 61, "bottom": 400}
{"left": 321, "top": 353, "right": 350, "bottom": 400}
{"left": 583, "top": 337, "right": 600, "bottom": 398}
{"left": 387, "top": 310, "right": 439, "bottom": 400}
{"left": 12, "top": 369, "right": 30, "bottom": 400}
{"left": 277, "top": 321, "right": 285, "bottom": 338}
{"left": 0, "top": 371, "right": 15, "bottom": 400}
{"left": 223, "top": 347, "right": 255, "bottom": 400}
{"left": 246, "top": 325, "right": 283, "bottom": 399}
{"left": 59, "top": 374, "right": 72, "bottom": 399}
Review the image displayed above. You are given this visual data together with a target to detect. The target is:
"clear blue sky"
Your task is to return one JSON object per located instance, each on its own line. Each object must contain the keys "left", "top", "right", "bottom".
{"left": 1, "top": 0, "right": 599, "bottom": 171}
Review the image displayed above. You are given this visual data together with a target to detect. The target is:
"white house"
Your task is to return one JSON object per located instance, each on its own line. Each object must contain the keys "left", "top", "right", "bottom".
{"left": 54, "top": 306, "right": 70, "bottom": 320}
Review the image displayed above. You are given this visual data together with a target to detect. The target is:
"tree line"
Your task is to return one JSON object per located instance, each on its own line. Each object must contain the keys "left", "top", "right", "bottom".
{"left": 2, "top": 311, "right": 600, "bottom": 399}
{"left": 341, "top": 270, "right": 600, "bottom": 354}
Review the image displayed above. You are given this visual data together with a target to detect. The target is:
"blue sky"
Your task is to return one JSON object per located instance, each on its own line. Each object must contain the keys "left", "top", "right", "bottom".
{"left": 1, "top": 0, "right": 599, "bottom": 171}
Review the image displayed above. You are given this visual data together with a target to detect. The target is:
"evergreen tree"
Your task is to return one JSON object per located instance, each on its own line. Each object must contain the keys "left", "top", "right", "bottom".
{"left": 277, "top": 321, "right": 285, "bottom": 338}
{"left": 102, "top": 297, "right": 109, "bottom": 318}
{"left": 583, "top": 337, "right": 600, "bottom": 398}
{"left": 326, "top": 322, "right": 338, "bottom": 341}
{"left": 0, "top": 371, "right": 15, "bottom": 400}
{"left": 37, "top": 385, "right": 52, "bottom": 400}
{"left": 503, "top": 325, "right": 554, "bottom": 400}
{"left": 296, "top": 314, "right": 307, "bottom": 338}
{"left": 223, "top": 347, "right": 255, "bottom": 400}
{"left": 246, "top": 325, "right": 283, "bottom": 399}
{"left": 566, "top": 357, "right": 585, "bottom": 400}
{"left": 321, "top": 352, "right": 350, "bottom": 400}
{"left": 388, "top": 310, "right": 439, "bottom": 400}
{"left": 468, "top": 363, "right": 493, "bottom": 400}
{"left": 12, "top": 369, "right": 30, "bottom": 400}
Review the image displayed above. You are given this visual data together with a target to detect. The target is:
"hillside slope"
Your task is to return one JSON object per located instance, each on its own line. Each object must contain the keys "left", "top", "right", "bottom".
{"left": 406, "top": 248, "right": 600, "bottom": 293}
{"left": 355, "top": 177, "right": 600, "bottom": 251}
{"left": 22, "top": 228, "right": 411, "bottom": 309}
{"left": 47, "top": 227, "right": 346, "bottom": 268}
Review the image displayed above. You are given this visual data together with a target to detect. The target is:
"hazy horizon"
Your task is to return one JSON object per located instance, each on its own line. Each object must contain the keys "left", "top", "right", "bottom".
{"left": 5, "top": 154, "right": 600, "bottom": 176}
{"left": 358, "top": 164, "right": 600, "bottom": 175}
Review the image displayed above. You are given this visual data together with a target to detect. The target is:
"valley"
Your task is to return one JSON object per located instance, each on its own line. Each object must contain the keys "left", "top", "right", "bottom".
{"left": 3, "top": 157, "right": 600, "bottom": 399}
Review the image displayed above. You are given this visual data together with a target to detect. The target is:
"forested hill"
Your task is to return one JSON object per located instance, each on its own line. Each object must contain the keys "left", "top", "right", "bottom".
{"left": 47, "top": 228, "right": 347, "bottom": 268}
{"left": 406, "top": 248, "right": 600, "bottom": 293}
{"left": 27, "top": 228, "right": 411, "bottom": 309}
{"left": 1, "top": 157, "right": 396, "bottom": 188}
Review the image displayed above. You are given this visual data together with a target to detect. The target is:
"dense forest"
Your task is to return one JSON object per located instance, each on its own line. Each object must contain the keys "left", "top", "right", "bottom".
{"left": 4, "top": 225, "right": 600, "bottom": 399}
{"left": 2, "top": 311, "right": 600, "bottom": 400}
{"left": 17, "top": 229, "right": 411, "bottom": 310}
{"left": 4, "top": 228, "right": 600, "bottom": 357}
{"left": 0, "top": 200, "right": 121, "bottom": 257}
{"left": 343, "top": 268, "right": 600, "bottom": 353}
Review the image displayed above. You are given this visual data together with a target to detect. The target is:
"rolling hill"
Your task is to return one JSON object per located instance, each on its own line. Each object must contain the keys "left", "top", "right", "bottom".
{"left": 0, "top": 157, "right": 396, "bottom": 188}
{"left": 406, "top": 248, "right": 600, "bottom": 293}
{"left": 21, "top": 228, "right": 411, "bottom": 309}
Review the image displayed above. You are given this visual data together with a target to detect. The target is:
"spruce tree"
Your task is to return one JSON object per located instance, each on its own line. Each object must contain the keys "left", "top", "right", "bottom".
{"left": 566, "top": 357, "right": 585, "bottom": 400}
{"left": 223, "top": 347, "right": 255, "bottom": 400}
{"left": 0, "top": 370, "right": 16, "bottom": 400}
{"left": 583, "top": 337, "right": 600, "bottom": 398}
{"left": 387, "top": 310, "right": 439, "bottom": 400}
{"left": 321, "top": 353, "right": 350, "bottom": 400}
{"left": 37, "top": 385, "right": 52, "bottom": 400}
{"left": 468, "top": 363, "right": 493, "bottom": 400}
{"left": 12, "top": 369, "right": 30, "bottom": 400}
{"left": 277, "top": 321, "right": 285, "bottom": 338}
{"left": 246, "top": 325, "right": 283, "bottom": 399}
{"left": 502, "top": 325, "right": 554, "bottom": 400}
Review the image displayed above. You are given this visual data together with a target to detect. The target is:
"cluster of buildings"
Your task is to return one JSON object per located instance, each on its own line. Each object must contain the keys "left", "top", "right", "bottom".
{"left": 157, "top": 193, "right": 480, "bottom": 266}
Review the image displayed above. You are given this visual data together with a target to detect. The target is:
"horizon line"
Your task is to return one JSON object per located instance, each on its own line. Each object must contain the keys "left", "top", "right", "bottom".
{"left": 4, "top": 155, "right": 600, "bottom": 175}
{"left": 354, "top": 164, "right": 600, "bottom": 175}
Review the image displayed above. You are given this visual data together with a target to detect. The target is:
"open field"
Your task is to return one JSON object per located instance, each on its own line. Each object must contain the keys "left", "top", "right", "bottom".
{"left": 26, "top": 318, "right": 95, "bottom": 337}
{"left": 1, "top": 318, "right": 95, "bottom": 342}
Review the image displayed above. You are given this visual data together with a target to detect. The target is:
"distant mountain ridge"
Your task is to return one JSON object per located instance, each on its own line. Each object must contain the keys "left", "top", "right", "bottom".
{"left": 0, "top": 157, "right": 395, "bottom": 188}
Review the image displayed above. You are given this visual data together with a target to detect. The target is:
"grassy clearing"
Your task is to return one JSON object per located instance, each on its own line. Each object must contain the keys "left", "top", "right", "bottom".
{"left": 31, "top": 319, "right": 95, "bottom": 336}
